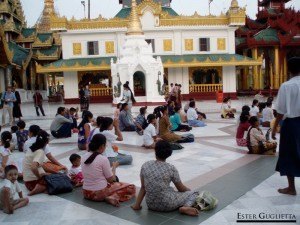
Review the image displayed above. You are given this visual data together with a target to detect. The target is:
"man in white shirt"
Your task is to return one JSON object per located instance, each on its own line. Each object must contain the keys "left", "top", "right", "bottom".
{"left": 187, "top": 101, "right": 206, "bottom": 127}
{"left": 272, "top": 57, "right": 300, "bottom": 196}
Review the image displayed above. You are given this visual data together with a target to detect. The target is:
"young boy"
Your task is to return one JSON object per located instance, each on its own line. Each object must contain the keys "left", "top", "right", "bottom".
{"left": 16, "top": 120, "right": 29, "bottom": 152}
{"left": 0, "top": 165, "right": 29, "bottom": 214}
{"left": 69, "top": 154, "right": 83, "bottom": 187}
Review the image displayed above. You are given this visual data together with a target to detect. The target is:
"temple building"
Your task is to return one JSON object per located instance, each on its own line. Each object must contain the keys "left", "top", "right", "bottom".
{"left": 0, "top": 0, "right": 61, "bottom": 101}
{"left": 37, "top": 0, "right": 262, "bottom": 103}
{"left": 236, "top": 0, "right": 300, "bottom": 93}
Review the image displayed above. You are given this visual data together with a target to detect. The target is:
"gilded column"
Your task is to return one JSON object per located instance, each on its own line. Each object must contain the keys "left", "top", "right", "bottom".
{"left": 274, "top": 47, "right": 280, "bottom": 89}
{"left": 242, "top": 51, "right": 248, "bottom": 90}
{"left": 252, "top": 48, "right": 259, "bottom": 90}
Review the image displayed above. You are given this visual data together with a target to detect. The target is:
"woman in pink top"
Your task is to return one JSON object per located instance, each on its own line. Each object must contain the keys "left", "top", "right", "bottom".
{"left": 236, "top": 111, "right": 251, "bottom": 146}
{"left": 81, "top": 134, "right": 135, "bottom": 206}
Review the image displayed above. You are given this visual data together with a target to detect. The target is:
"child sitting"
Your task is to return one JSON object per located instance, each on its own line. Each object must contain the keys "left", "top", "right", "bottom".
{"left": 10, "top": 126, "right": 18, "bottom": 151}
{"left": 136, "top": 107, "right": 148, "bottom": 135}
{"left": 16, "top": 120, "right": 29, "bottom": 152}
{"left": 0, "top": 131, "right": 13, "bottom": 178}
{"left": 143, "top": 114, "right": 161, "bottom": 149}
{"left": 69, "top": 154, "right": 83, "bottom": 187}
{"left": 0, "top": 165, "right": 29, "bottom": 214}
{"left": 236, "top": 111, "right": 251, "bottom": 146}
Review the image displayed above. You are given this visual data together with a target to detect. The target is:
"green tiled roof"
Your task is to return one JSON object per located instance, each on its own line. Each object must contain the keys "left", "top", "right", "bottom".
{"left": 254, "top": 28, "right": 279, "bottom": 42}
{"left": 8, "top": 41, "right": 30, "bottom": 66}
{"left": 43, "top": 57, "right": 116, "bottom": 68}
{"left": 36, "top": 33, "right": 53, "bottom": 42}
{"left": 39, "top": 45, "right": 60, "bottom": 56}
{"left": 115, "top": 6, "right": 178, "bottom": 18}
{"left": 160, "top": 54, "right": 256, "bottom": 63}
{"left": 236, "top": 37, "right": 246, "bottom": 46}
{"left": 21, "top": 28, "right": 36, "bottom": 38}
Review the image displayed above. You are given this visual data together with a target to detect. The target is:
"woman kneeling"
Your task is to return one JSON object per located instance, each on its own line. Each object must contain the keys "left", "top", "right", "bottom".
{"left": 247, "top": 116, "right": 277, "bottom": 155}
{"left": 131, "top": 140, "right": 199, "bottom": 216}
{"left": 82, "top": 134, "right": 135, "bottom": 206}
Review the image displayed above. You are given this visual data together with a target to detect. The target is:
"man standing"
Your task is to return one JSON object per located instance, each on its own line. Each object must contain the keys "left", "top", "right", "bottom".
{"left": 1, "top": 86, "right": 16, "bottom": 126}
{"left": 33, "top": 91, "right": 46, "bottom": 116}
{"left": 272, "top": 57, "right": 300, "bottom": 196}
{"left": 84, "top": 85, "right": 90, "bottom": 111}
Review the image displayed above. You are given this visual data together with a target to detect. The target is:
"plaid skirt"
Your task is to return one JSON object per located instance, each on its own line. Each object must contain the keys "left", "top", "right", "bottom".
{"left": 276, "top": 117, "right": 300, "bottom": 177}
{"left": 83, "top": 182, "right": 135, "bottom": 202}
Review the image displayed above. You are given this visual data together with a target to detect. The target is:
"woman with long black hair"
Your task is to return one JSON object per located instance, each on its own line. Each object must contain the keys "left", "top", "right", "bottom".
{"left": 122, "top": 81, "right": 136, "bottom": 111}
{"left": 77, "top": 111, "right": 93, "bottom": 150}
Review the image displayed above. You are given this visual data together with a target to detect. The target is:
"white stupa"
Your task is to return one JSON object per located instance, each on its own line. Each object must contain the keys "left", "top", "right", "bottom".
{"left": 111, "top": 0, "right": 165, "bottom": 104}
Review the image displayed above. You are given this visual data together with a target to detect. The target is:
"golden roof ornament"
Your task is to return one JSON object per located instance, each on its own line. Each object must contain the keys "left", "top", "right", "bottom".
{"left": 230, "top": 0, "right": 239, "bottom": 8}
{"left": 126, "top": 0, "right": 144, "bottom": 36}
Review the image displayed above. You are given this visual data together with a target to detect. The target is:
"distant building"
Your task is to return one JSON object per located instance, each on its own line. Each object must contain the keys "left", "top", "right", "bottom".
{"left": 236, "top": 0, "right": 300, "bottom": 93}
{"left": 0, "top": 0, "right": 61, "bottom": 101}
{"left": 37, "top": 0, "right": 262, "bottom": 103}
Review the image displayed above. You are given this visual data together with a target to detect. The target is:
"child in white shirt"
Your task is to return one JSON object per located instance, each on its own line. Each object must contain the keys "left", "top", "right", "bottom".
{"left": 10, "top": 126, "right": 18, "bottom": 151}
{"left": 69, "top": 154, "right": 83, "bottom": 187}
{"left": 143, "top": 114, "right": 161, "bottom": 149}
{"left": 0, "top": 165, "right": 29, "bottom": 214}
{"left": 0, "top": 131, "right": 13, "bottom": 178}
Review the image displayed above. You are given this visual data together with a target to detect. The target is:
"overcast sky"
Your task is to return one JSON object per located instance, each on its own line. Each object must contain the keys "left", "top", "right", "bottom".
{"left": 21, "top": 0, "right": 300, "bottom": 27}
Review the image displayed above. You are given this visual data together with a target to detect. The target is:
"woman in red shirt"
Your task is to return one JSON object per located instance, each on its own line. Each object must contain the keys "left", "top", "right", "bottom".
{"left": 236, "top": 111, "right": 251, "bottom": 146}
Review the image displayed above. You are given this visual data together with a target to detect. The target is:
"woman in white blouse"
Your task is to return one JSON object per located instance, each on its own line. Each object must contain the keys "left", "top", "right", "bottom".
{"left": 262, "top": 102, "right": 274, "bottom": 127}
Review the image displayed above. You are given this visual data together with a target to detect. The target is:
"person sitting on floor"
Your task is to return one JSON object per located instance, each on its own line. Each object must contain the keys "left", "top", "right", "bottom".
{"left": 187, "top": 101, "right": 206, "bottom": 127}
{"left": 170, "top": 106, "right": 192, "bottom": 132}
{"left": 131, "top": 140, "right": 199, "bottom": 216}
{"left": 69, "top": 153, "right": 83, "bottom": 187}
{"left": 99, "top": 117, "right": 133, "bottom": 165}
{"left": 78, "top": 111, "right": 94, "bottom": 150}
{"left": 0, "top": 132, "right": 13, "bottom": 178}
{"left": 69, "top": 107, "right": 79, "bottom": 132}
{"left": 236, "top": 111, "right": 251, "bottom": 147}
{"left": 143, "top": 114, "right": 161, "bottom": 149}
{"left": 0, "top": 165, "right": 28, "bottom": 214}
{"left": 262, "top": 102, "right": 274, "bottom": 127}
{"left": 270, "top": 110, "right": 281, "bottom": 133}
{"left": 50, "top": 107, "right": 74, "bottom": 138}
{"left": 16, "top": 120, "right": 28, "bottom": 152}
{"left": 249, "top": 99, "right": 261, "bottom": 117}
{"left": 23, "top": 125, "right": 67, "bottom": 175}
{"left": 119, "top": 103, "right": 136, "bottom": 132}
{"left": 23, "top": 130, "right": 50, "bottom": 196}
{"left": 136, "top": 107, "right": 148, "bottom": 135}
{"left": 221, "top": 97, "right": 236, "bottom": 119}
{"left": 167, "top": 101, "right": 175, "bottom": 117}
{"left": 81, "top": 134, "right": 136, "bottom": 206}
{"left": 159, "top": 106, "right": 182, "bottom": 143}
{"left": 247, "top": 116, "right": 277, "bottom": 155}
{"left": 184, "top": 99, "right": 206, "bottom": 119}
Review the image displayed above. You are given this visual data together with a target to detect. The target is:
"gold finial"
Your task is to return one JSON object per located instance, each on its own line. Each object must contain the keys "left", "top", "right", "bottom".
{"left": 230, "top": 0, "right": 239, "bottom": 8}
{"left": 126, "top": 0, "right": 144, "bottom": 36}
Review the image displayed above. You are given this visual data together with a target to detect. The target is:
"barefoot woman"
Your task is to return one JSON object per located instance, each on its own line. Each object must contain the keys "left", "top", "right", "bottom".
{"left": 272, "top": 57, "right": 300, "bottom": 196}
{"left": 132, "top": 140, "right": 199, "bottom": 216}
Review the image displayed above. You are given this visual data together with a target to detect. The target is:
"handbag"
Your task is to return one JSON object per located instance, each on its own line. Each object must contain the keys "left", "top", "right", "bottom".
{"left": 195, "top": 191, "right": 218, "bottom": 211}
{"left": 177, "top": 133, "right": 195, "bottom": 143}
{"left": 44, "top": 173, "right": 73, "bottom": 195}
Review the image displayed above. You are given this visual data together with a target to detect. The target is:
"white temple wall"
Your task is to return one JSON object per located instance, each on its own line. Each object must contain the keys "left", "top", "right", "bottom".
{"left": 63, "top": 71, "right": 79, "bottom": 99}
{"left": 222, "top": 66, "right": 237, "bottom": 93}
{"left": 167, "top": 67, "right": 189, "bottom": 94}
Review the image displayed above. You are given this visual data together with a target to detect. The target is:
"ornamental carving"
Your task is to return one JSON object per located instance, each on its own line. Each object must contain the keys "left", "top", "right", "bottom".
{"left": 163, "top": 39, "right": 172, "bottom": 52}
{"left": 217, "top": 38, "right": 226, "bottom": 50}
{"left": 185, "top": 39, "right": 193, "bottom": 51}
{"left": 105, "top": 41, "right": 115, "bottom": 54}
{"left": 73, "top": 43, "right": 82, "bottom": 55}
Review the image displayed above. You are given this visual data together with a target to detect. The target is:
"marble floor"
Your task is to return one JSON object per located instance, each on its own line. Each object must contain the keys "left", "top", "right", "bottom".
{"left": 0, "top": 99, "right": 299, "bottom": 225}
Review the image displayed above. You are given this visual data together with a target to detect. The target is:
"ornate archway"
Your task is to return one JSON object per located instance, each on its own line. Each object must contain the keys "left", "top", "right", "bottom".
{"left": 133, "top": 71, "right": 146, "bottom": 96}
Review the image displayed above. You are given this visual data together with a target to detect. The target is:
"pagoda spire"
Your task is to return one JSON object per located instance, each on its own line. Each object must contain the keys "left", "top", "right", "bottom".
{"left": 126, "top": 0, "right": 144, "bottom": 36}
{"left": 36, "top": 0, "right": 57, "bottom": 32}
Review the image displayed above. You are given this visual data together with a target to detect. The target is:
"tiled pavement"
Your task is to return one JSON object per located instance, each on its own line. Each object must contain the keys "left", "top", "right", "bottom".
{"left": 0, "top": 99, "right": 299, "bottom": 225}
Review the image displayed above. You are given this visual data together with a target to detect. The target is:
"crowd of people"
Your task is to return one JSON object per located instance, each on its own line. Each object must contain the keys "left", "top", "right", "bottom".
{"left": 0, "top": 58, "right": 299, "bottom": 216}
